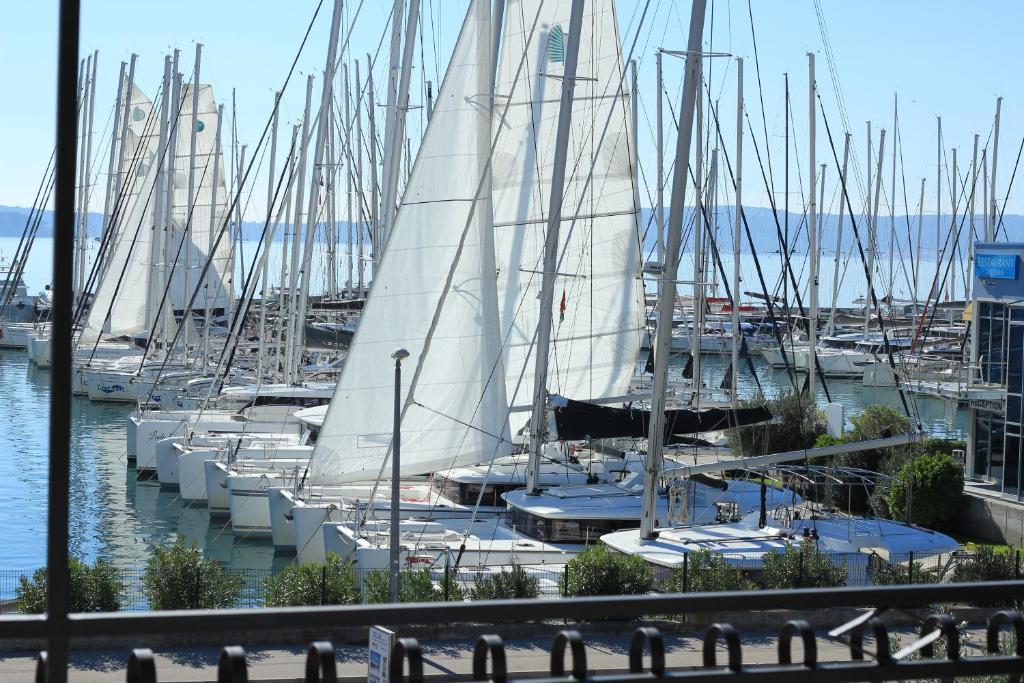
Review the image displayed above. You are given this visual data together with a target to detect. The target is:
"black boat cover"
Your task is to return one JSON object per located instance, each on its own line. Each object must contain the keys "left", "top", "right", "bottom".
{"left": 551, "top": 396, "right": 772, "bottom": 445}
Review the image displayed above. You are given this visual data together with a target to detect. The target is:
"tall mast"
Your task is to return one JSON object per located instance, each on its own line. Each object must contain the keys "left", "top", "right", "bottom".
{"left": 99, "top": 61, "right": 126, "bottom": 244}
{"left": 113, "top": 54, "right": 137, "bottom": 220}
{"left": 204, "top": 105, "right": 224, "bottom": 364}
{"left": 74, "top": 56, "right": 88, "bottom": 304}
{"left": 285, "top": 75, "right": 314, "bottom": 384}
{"left": 969, "top": 134, "right": 978, "bottom": 298}
{"left": 730, "top": 57, "right": 743, "bottom": 400}
{"left": 183, "top": 43, "right": 203, "bottom": 351}
{"left": 326, "top": 84, "right": 337, "bottom": 299}
{"left": 162, "top": 53, "right": 181, "bottom": 348}
{"left": 868, "top": 129, "right": 886, "bottom": 330}
{"left": 641, "top": 0, "right": 707, "bottom": 540}
{"left": 655, "top": 50, "right": 665, "bottom": 301}
{"left": 151, "top": 56, "right": 171, "bottom": 346}
{"left": 367, "top": 54, "right": 379, "bottom": 279}
{"left": 828, "top": 134, "right": 849, "bottom": 336}
{"left": 344, "top": 65, "right": 353, "bottom": 296}
{"left": 988, "top": 97, "right": 1002, "bottom": 242}
{"left": 525, "top": 0, "right": 586, "bottom": 496}
{"left": 692, "top": 49, "right": 703, "bottom": 366}
{"left": 862, "top": 121, "right": 871, "bottom": 339}
{"left": 806, "top": 52, "right": 817, "bottom": 400}
{"left": 915, "top": 177, "right": 925, "bottom": 311}
{"left": 783, "top": 73, "right": 789, "bottom": 318}
{"left": 79, "top": 53, "right": 98, "bottom": 306}
{"left": 278, "top": 124, "right": 299, "bottom": 382}
{"left": 381, "top": 0, "right": 406, "bottom": 238}
{"left": 888, "top": 94, "right": 897, "bottom": 300}
{"left": 381, "top": 0, "right": 420, "bottom": 243}
{"left": 355, "top": 61, "right": 365, "bottom": 295}
{"left": 936, "top": 116, "right": 942, "bottom": 295}
{"left": 950, "top": 147, "right": 958, "bottom": 301}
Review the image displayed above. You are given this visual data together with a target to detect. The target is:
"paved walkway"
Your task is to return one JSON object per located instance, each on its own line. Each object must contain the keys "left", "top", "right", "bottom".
{"left": 0, "top": 627, "right": 993, "bottom": 681}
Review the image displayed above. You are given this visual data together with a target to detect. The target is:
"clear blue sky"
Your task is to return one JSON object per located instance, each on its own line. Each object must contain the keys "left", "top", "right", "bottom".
{"left": 2, "top": 1, "right": 1021, "bottom": 218}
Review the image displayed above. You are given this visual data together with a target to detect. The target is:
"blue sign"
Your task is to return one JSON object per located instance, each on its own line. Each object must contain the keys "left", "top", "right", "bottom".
{"left": 976, "top": 253, "right": 1019, "bottom": 280}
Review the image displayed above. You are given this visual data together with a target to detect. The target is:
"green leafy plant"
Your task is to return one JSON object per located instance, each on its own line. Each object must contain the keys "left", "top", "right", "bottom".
{"left": 762, "top": 541, "right": 847, "bottom": 589}
{"left": 17, "top": 557, "right": 123, "bottom": 614}
{"left": 363, "top": 568, "right": 464, "bottom": 603}
{"left": 469, "top": 565, "right": 540, "bottom": 600}
{"left": 666, "top": 550, "right": 756, "bottom": 592}
{"left": 562, "top": 544, "right": 653, "bottom": 597}
{"left": 141, "top": 537, "right": 243, "bottom": 610}
{"left": 727, "top": 391, "right": 825, "bottom": 457}
{"left": 839, "top": 405, "right": 914, "bottom": 472}
{"left": 886, "top": 452, "right": 964, "bottom": 528}
{"left": 953, "top": 546, "right": 1020, "bottom": 583}
{"left": 263, "top": 553, "right": 360, "bottom": 607}
{"left": 871, "top": 560, "right": 938, "bottom": 586}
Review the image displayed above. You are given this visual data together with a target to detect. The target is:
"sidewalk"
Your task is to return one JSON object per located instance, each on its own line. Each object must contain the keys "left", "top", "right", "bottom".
{"left": 0, "top": 628, "right": 990, "bottom": 682}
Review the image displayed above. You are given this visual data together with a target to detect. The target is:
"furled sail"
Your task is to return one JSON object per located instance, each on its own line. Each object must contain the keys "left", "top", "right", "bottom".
{"left": 82, "top": 84, "right": 159, "bottom": 340}
{"left": 550, "top": 395, "right": 774, "bottom": 444}
{"left": 307, "top": 0, "right": 511, "bottom": 484}
{"left": 492, "top": 0, "right": 644, "bottom": 421}
{"left": 168, "top": 84, "right": 232, "bottom": 312}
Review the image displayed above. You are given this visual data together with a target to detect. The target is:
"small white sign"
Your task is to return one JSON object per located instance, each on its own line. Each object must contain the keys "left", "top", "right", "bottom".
{"left": 368, "top": 625, "right": 395, "bottom": 683}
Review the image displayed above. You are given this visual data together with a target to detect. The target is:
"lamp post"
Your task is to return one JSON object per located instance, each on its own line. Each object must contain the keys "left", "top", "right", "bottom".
{"left": 389, "top": 347, "right": 410, "bottom": 603}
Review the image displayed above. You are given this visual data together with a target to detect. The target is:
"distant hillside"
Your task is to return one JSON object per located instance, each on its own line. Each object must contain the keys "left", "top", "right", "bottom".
{"left": 2, "top": 204, "right": 1021, "bottom": 257}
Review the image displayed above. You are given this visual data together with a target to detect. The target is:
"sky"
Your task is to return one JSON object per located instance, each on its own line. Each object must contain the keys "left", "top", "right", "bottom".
{"left": 2, "top": 0, "right": 1022, "bottom": 221}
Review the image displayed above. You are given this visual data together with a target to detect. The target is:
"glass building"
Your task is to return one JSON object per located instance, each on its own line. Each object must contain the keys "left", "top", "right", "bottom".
{"left": 969, "top": 243, "right": 1024, "bottom": 498}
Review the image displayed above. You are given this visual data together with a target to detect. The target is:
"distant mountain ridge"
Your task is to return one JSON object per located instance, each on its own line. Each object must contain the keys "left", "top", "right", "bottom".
{"left": 2, "top": 203, "right": 1021, "bottom": 256}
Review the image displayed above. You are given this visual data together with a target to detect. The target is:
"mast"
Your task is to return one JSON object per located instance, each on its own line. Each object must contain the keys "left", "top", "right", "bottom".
{"left": 730, "top": 57, "right": 743, "bottom": 400}
{"left": 888, "top": 94, "right": 897, "bottom": 301}
{"left": 828, "top": 134, "right": 849, "bottom": 337}
{"left": 152, "top": 56, "right": 171, "bottom": 346}
{"left": 642, "top": 0, "right": 707, "bottom": 539}
{"left": 969, "top": 134, "right": 978, "bottom": 299}
{"left": 344, "top": 65, "right": 353, "bottom": 296}
{"left": 950, "top": 147, "right": 958, "bottom": 301}
{"left": 99, "top": 61, "right": 126, "bottom": 243}
{"left": 783, "top": 73, "right": 789, "bottom": 319}
{"left": 915, "top": 178, "right": 925, "bottom": 312}
{"left": 285, "top": 75, "right": 314, "bottom": 384}
{"left": 326, "top": 84, "right": 337, "bottom": 299}
{"left": 204, "top": 104, "right": 224, "bottom": 365}
{"left": 525, "top": 0, "right": 586, "bottom": 496}
{"left": 868, "top": 129, "right": 886, "bottom": 330}
{"left": 863, "top": 121, "right": 871, "bottom": 339}
{"left": 355, "top": 61, "right": 365, "bottom": 295}
{"left": 988, "top": 97, "right": 1002, "bottom": 242}
{"left": 381, "top": 0, "right": 420, "bottom": 243}
{"left": 381, "top": 0, "right": 406, "bottom": 239}
{"left": 807, "top": 52, "right": 817, "bottom": 400}
{"left": 163, "top": 54, "right": 181, "bottom": 347}
{"left": 113, "top": 54, "right": 137, "bottom": 221}
{"left": 655, "top": 50, "right": 665, "bottom": 300}
{"left": 936, "top": 116, "right": 942, "bottom": 294}
{"left": 692, "top": 49, "right": 703, "bottom": 366}
{"left": 184, "top": 43, "right": 203, "bottom": 350}
{"left": 74, "top": 56, "right": 87, "bottom": 304}
{"left": 367, "top": 53, "right": 379, "bottom": 281}
{"left": 279, "top": 125, "right": 299, "bottom": 381}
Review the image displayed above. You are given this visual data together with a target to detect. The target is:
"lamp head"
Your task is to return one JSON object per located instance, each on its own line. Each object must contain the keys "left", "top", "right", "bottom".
{"left": 391, "top": 348, "right": 411, "bottom": 362}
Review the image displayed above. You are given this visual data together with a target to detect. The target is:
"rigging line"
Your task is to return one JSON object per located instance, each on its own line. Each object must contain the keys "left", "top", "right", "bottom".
{"left": 818, "top": 94, "right": 917, "bottom": 427}
{"left": 1, "top": 151, "right": 54, "bottom": 306}
{"left": 994, "top": 134, "right": 1024, "bottom": 242}
{"left": 745, "top": 0, "right": 774, "bottom": 200}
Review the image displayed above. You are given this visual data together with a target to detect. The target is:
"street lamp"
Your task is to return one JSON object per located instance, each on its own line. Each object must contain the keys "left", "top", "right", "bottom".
{"left": 389, "top": 347, "right": 410, "bottom": 603}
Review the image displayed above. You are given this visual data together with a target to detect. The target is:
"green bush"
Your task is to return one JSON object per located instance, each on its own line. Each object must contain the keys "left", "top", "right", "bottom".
{"left": 872, "top": 560, "right": 938, "bottom": 585}
{"left": 469, "top": 565, "right": 540, "bottom": 600}
{"left": 263, "top": 553, "right": 360, "bottom": 607}
{"left": 666, "top": 550, "right": 756, "bottom": 592}
{"left": 813, "top": 433, "right": 847, "bottom": 449}
{"left": 840, "top": 405, "right": 914, "bottom": 472}
{"left": 762, "top": 541, "right": 847, "bottom": 589}
{"left": 953, "top": 546, "right": 1020, "bottom": 583}
{"left": 363, "top": 568, "right": 464, "bottom": 603}
{"left": 142, "top": 537, "right": 243, "bottom": 610}
{"left": 562, "top": 544, "right": 653, "bottom": 597}
{"left": 886, "top": 452, "right": 964, "bottom": 528}
{"left": 17, "top": 557, "right": 123, "bottom": 614}
{"left": 727, "top": 391, "right": 825, "bottom": 457}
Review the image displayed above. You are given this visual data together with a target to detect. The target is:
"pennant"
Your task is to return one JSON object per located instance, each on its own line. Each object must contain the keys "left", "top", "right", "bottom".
{"left": 559, "top": 289, "right": 567, "bottom": 323}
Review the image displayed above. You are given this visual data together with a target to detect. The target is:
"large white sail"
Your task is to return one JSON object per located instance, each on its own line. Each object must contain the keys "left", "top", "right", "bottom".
{"left": 168, "top": 84, "right": 232, "bottom": 313}
{"left": 308, "top": 0, "right": 510, "bottom": 484}
{"left": 82, "top": 84, "right": 159, "bottom": 340}
{"left": 492, "top": 0, "right": 644, "bottom": 418}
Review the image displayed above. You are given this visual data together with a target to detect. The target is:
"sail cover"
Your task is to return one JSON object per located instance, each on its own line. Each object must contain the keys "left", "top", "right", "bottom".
{"left": 82, "top": 84, "right": 159, "bottom": 340}
{"left": 551, "top": 396, "right": 774, "bottom": 444}
{"left": 307, "top": 0, "right": 511, "bottom": 484}
{"left": 492, "top": 0, "right": 645, "bottom": 422}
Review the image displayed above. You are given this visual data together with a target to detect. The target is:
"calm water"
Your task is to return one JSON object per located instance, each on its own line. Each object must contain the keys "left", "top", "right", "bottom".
{"left": 0, "top": 237, "right": 968, "bottom": 575}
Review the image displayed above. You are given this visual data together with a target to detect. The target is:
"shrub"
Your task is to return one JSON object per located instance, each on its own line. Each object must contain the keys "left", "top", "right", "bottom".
{"left": 363, "top": 568, "right": 464, "bottom": 603}
{"left": 263, "top": 553, "right": 360, "bottom": 607}
{"left": 872, "top": 560, "right": 938, "bottom": 586}
{"left": 727, "top": 391, "right": 824, "bottom": 457}
{"left": 762, "top": 541, "right": 847, "bottom": 589}
{"left": 666, "top": 550, "right": 756, "bottom": 592}
{"left": 562, "top": 544, "right": 653, "bottom": 597}
{"left": 953, "top": 546, "right": 1019, "bottom": 583}
{"left": 142, "top": 537, "right": 243, "bottom": 610}
{"left": 469, "top": 565, "right": 540, "bottom": 600}
{"left": 17, "top": 557, "right": 123, "bottom": 614}
{"left": 814, "top": 433, "right": 847, "bottom": 449}
{"left": 840, "top": 405, "right": 914, "bottom": 473}
{"left": 885, "top": 452, "right": 964, "bottom": 529}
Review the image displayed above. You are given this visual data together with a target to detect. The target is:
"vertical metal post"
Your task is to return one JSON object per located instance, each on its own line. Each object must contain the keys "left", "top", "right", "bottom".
{"left": 48, "top": 0, "right": 80, "bottom": 679}
{"left": 203, "top": 105, "right": 224, "bottom": 362}
{"left": 285, "top": 75, "right": 314, "bottom": 384}
{"left": 344, "top": 66, "right": 353, "bottom": 295}
{"left": 988, "top": 97, "right": 1002, "bottom": 242}
{"left": 863, "top": 121, "right": 872, "bottom": 340}
{"left": 113, "top": 54, "right": 137, "bottom": 214}
{"left": 655, "top": 50, "right": 665, "bottom": 291}
{"left": 936, "top": 116, "right": 942, "bottom": 289}
{"left": 915, "top": 177, "right": 925, "bottom": 310}
{"left": 868, "top": 130, "right": 886, "bottom": 327}
{"left": 526, "top": 0, "right": 586, "bottom": 496}
{"left": 258, "top": 95, "right": 280, "bottom": 379}
{"left": 969, "top": 134, "right": 979, "bottom": 300}
{"left": 99, "top": 61, "right": 125, "bottom": 243}
{"left": 390, "top": 348, "right": 410, "bottom": 603}
{"left": 367, "top": 54, "right": 379, "bottom": 279}
{"left": 355, "top": 61, "right": 365, "bottom": 294}
{"left": 642, "top": 0, "right": 707, "bottom": 539}
{"left": 828, "top": 134, "right": 849, "bottom": 337}
{"left": 806, "top": 53, "right": 817, "bottom": 400}
{"left": 888, "top": 94, "right": 897, "bottom": 300}
{"left": 731, "top": 58, "right": 743, "bottom": 400}
{"left": 382, "top": 0, "right": 420, "bottom": 241}
{"left": 183, "top": 43, "right": 202, "bottom": 350}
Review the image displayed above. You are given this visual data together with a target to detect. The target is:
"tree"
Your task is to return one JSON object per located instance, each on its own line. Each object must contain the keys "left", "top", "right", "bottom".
{"left": 886, "top": 452, "right": 964, "bottom": 529}
{"left": 562, "top": 544, "right": 653, "bottom": 597}
{"left": 840, "top": 405, "right": 914, "bottom": 472}
{"left": 762, "top": 542, "right": 847, "bottom": 589}
{"left": 142, "top": 537, "right": 243, "bottom": 610}
{"left": 263, "top": 553, "right": 360, "bottom": 607}
{"left": 363, "top": 568, "right": 464, "bottom": 603}
{"left": 727, "top": 391, "right": 825, "bottom": 457}
{"left": 666, "top": 550, "right": 756, "bottom": 592}
{"left": 469, "top": 565, "right": 540, "bottom": 600}
{"left": 17, "top": 557, "right": 123, "bottom": 614}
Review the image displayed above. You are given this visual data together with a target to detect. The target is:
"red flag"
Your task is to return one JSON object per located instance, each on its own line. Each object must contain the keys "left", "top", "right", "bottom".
{"left": 559, "top": 289, "right": 567, "bottom": 322}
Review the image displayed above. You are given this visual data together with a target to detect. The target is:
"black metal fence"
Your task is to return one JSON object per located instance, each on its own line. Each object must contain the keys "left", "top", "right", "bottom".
{"left": 2, "top": 549, "right": 1021, "bottom": 614}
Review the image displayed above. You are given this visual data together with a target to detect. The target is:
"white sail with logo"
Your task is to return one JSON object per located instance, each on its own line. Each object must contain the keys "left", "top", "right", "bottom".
{"left": 491, "top": 0, "right": 644, "bottom": 419}
{"left": 82, "top": 84, "right": 159, "bottom": 341}
{"left": 307, "top": 0, "right": 510, "bottom": 484}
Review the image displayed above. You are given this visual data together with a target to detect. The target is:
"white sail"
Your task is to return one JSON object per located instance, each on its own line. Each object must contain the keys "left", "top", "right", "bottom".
{"left": 82, "top": 84, "right": 159, "bottom": 340}
{"left": 169, "top": 83, "right": 232, "bottom": 312}
{"left": 308, "top": 0, "right": 510, "bottom": 484}
{"left": 492, "top": 0, "right": 644, "bottom": 418}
